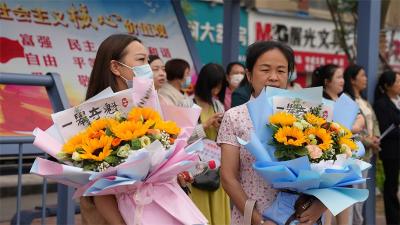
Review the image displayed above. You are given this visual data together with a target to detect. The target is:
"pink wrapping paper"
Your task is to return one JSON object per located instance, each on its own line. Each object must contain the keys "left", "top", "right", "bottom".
{"left": 31, "top": 81, "right": 207, "bottom": 225}
{"left": 117, "top": 182, "right": 207, "bottom": 225}
{"left": 33, "top": 128, "right": 62, "bottom": 159}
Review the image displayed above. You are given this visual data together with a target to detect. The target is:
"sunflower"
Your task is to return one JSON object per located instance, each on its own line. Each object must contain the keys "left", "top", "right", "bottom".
{"left": 80, "top": 135, "right": 113, "bottom": 161}
{"left": 339, "top": 125, "right": 353, "bottom": 139}
{"left": 154, "top": 120, "right": 181, "bottom": 136}
{"left": 339, "top": 137, "right": 358, "bottom": 150}
{"left": 269, "top": 112, "right": 297, "bottom": 126}
{"left": 304, "top": 113, "right": 326, "bottom": 126}
{"left": 304, "top": 127, "right": 333, "bottom": 151}
{"left": 86, "top": 118, "right": 118, "bottom": 138}
{"left": 128, "top": 107, "right": 161, "bottom": 123}
{"left": 62, "top": 132, "right": 87, "bottom": 154}
{"left": 111, "top": 120, "right": 154, "bottom": 141}
{"left": 274, "top": 126, "right": 306, "bottom": 146}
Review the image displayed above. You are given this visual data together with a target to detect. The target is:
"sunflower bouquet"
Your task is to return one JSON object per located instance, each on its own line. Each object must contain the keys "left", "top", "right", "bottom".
{"left": 57, "top": 107, "right": 181, "bottom": 172}
{"left": 269, "top": 109, "right": 359, "bottom": 163}
{"left": 30, "top": 78, "right": 208, "bottom": 225}
{"left": 239, "top": 87, "right": 371, "bottom": 225}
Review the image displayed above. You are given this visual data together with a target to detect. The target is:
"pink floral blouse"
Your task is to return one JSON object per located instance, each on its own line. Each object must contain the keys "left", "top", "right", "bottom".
{"left": 217, "top": 104, "right": 277, "bottom": 225}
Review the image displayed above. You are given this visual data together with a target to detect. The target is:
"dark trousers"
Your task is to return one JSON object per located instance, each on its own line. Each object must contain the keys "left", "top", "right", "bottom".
{"left": 381, "top": 158, "right": 400, "bottom": 225}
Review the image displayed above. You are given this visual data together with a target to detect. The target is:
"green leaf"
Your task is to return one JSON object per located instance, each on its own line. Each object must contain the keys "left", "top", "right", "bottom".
{"left": 295, "top": 147, "right": 308, "bottom": 156}
{"left": 105, "top": 155, "right": 119, "bottom": 165}
{"left": 105, "top": 128, "right": 114, "bottom": 136}
{"left": 267, "top": 123, "right": 280, "bottom": 132}
{"left": 131, "top": 139, "right": 142, "bottom": 150}
{"left": 274, "top": 149, "right": 286, "bottom": 159}
{"left": 76, "top": 147, "right": 85, "bottom": 154}
{"left": 82, "top": 161, "right": 97, "bottom": 171}
{"left": 56, "top": 152, "right": 69, "bottom": 160}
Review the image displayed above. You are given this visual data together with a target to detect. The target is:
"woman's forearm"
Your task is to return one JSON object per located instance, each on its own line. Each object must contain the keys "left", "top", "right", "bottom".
{"left": 93, "top": 195, "right": 126, "bottom": 225}
{"left": 222, "top": 176, "right": 263, "bottom": 225}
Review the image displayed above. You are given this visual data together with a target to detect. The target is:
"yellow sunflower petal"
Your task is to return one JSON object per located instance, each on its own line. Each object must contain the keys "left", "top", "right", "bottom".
{"left": 304, "top": 113, "right": 326, "bottom": 126}
{"left": 340, "top": 125, "right": 353, "bottom": 139}
{"left": 274, "top": 126, "right": 306, "bottom": 146}
{"left": 62, "top": 131, "right": 87, "bottom": 154}
{"left": 112, "top": 120, "right": 149, "bottom": 141}
{"left": 80, "top": 135, "right": 113, "bottom": 161}
{"left": 86, "top": 118, "right": 118, "bottom": 137}
{"left": 304, "top": 127, "right": 333, "bottom": 151}
{"left": 269, "top": 112, "right": 297, "bottom": 127}
{"left": 128, "top": 107, "right": 162, "bottom": 122}
{"left": 339, "top": 137, "right": 358, "bottom": 150}
{"left": 154, "top": 120, "right": 181, "bottom": 136}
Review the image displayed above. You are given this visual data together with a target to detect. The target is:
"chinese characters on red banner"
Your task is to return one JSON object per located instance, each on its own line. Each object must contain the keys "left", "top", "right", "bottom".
{"left": 294, "top": 52, "right": 347, "bottom": 73}
{"left": 0, "top": 2, "right": 169, "bottom": 38}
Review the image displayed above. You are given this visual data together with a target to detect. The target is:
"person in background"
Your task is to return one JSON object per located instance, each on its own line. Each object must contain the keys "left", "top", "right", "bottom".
{"left": 190, "top": 63, "right": 231, "bottom": 225}
{"left": 343, "top": 64, "right": 380, "bottom": 225}
{"left": 231, "top": 74, "right": 252, "bottom": 108}
{"left": 373, "top": 70, "right": 400, "bottom": 225}
{"left": 311, "top": 64, "right": 365, "bottom": 225}
{"left": 287, "top": 70, "right": 302, "bottom": 90}
{"left": 311, "top": 64, "right": 344, "bottom": 101}
{"left": 83, "top": 34, "right": 153, "bottom": 225}
{"left": 311, "top": 64, "right": 365, "bottom": 132}
{"left": 218, "top": 41, "right": 327, "bottom": 225}
{"left": 218, "top": 62, "right": 246, "bottom": 110}
{"left": 158, "top": 58, "right": 193, "bottom": 107}
{"left": 148, "top": 55, "right": 166, "bottom": 90}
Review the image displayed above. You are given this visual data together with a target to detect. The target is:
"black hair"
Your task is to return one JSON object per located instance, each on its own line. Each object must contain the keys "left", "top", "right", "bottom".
{"left": 148, "top": 55, "right": 161, "bottom": 64}
{"left": 239, "top": 74, "right": 250, "bottom": 87}
{"left": 245, "top": 41, "right": 295, "bottom": 78}
{"left": 343, "top": 64, "right": 365, "bottom": 100}
{"left": 226, "top": 61, "right": 245, "bottom": 75}
{"left": 86, "top": 34, "right": 141, "bottom": 100}
{"left": 374, "top": 70, "right": 398, "bottom": 101}
{"left": 195, "top": 63, "right": 225, "bottom": 104}
{"left": 165, "top": 58, "right": 190, "bottom": 81}
{"left": 311, "top": 64, "right": 340, "bottom": 100}
{"left": 218, "top": 62, "right": 246, "bottom": 103}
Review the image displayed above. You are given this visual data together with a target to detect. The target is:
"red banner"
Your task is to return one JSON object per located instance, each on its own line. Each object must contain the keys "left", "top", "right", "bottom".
{"left": 294, "top": 51, "right": 349, "bottom": 73}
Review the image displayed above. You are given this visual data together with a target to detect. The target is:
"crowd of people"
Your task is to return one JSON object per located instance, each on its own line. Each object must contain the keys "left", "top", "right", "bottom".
{"left": 80, "top": 34, "right": 400, "bottom": 225}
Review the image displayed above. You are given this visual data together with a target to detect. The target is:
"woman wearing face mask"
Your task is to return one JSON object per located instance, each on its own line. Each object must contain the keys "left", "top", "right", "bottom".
{"left": 311, "top": 64, "right": 365, "bottom": 225}
{"left": 158, "top": 58, "right": 193, "bottom": 107}
{"left": 148, "top": 55, "right": 167, "bottom": 90}
{"left": 218, "top": 62, "right": 246, "bottom": 110}
{"left": 189, "top": 63, "right": 231, "bottom": 225}
{"left": 343, "top": 64, "right": 381, "bottom": 225}
{"left": 231, "top": 74, "right": 252, "bottom": 108}
{"left": 157, "top": 58, "right": 214, "bottom": 189}
{"left": 218, "top": 41, "right": 327, "bottom": 225}
{"left": 373, "top": 70, "right": 400, "bottom": 225}
{"left": 82, "top": 34, "right": 153, "bottom": 225}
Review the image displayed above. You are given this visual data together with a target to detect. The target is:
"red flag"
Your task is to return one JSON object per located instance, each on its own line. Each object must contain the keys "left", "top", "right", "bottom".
{"left": 0, "top": 37, "right": 25, "bottom": 63}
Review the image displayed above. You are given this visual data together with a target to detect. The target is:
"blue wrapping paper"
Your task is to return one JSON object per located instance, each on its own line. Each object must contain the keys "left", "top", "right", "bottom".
{"left": 240, "top": 87, "right": 370, "bottom": 224}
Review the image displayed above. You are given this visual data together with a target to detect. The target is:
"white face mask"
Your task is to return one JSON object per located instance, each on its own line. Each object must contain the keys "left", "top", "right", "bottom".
{"left": 118, "top": 61, "right": 153, "bottom": 79}
{"left": 230, "top": 74, "right": 244, "bottom": 87}
{"left": 182, "top": 75, "right": 192, "bottom": 89}
{"left": 119, "top": 75, "right": 133, "bottom": 89}
{"left": 289, "top": 71, "right": 297, "bottom": 82}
